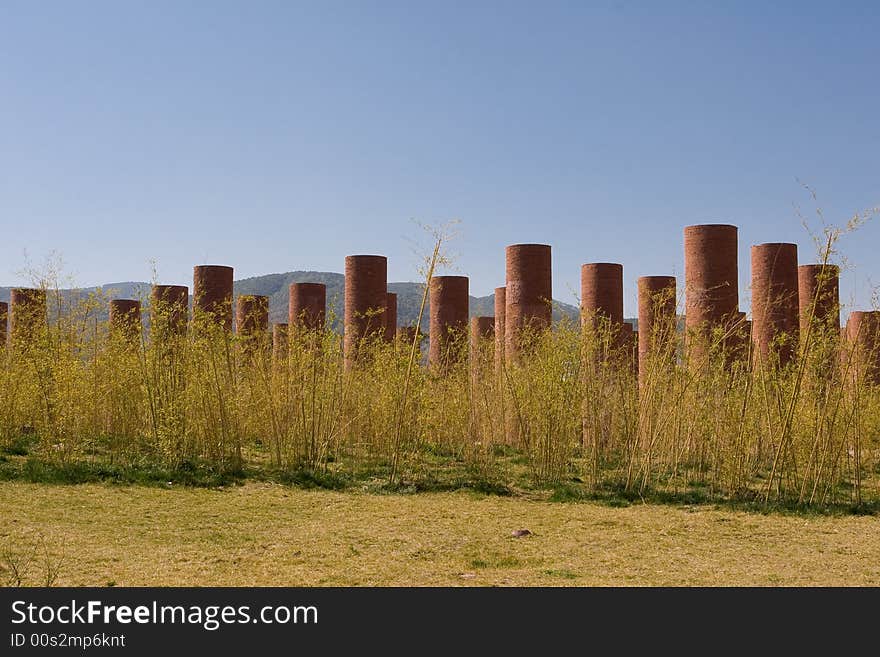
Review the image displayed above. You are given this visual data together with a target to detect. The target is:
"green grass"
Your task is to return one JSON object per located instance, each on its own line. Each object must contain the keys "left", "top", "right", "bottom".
{"left": 0, "top": 456, "right": 244, "bottom": 488}
{"left": 0, "top": 432, "right": 37, "bottom": 457}
{"left": 0, "top": 449, "right": 876, "bottom": 516}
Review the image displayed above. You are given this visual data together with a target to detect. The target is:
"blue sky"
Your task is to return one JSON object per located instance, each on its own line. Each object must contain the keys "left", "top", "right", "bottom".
{"left": 1, "top": 1, "right": 878, "bottom": 317}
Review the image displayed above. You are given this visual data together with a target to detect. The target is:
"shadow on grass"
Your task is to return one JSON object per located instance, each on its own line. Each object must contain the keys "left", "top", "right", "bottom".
{"left": 0, "top": 453, "right": 876, "bottom": 516}
{"left": 548, "top": 481, "right": 880, "bottom": 517}
{"left": 0, "top": 457, "right": 245, "bottom": 488}
{"left": 273, "top": 468, "right": 350, "bottom": 491}
{"left": 0, "top": 456, "right": 513, "bottom": 497}
{"left": 0, "top": 432, "right": 38, "bottom": 457}
{"left": 375, "top": 477, "right": 512, "bottom": 497}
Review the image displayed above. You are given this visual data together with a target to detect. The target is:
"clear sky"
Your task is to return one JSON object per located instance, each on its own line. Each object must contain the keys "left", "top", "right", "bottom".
{"left": 1, "top": 1, "right": 878, "bottom": 317}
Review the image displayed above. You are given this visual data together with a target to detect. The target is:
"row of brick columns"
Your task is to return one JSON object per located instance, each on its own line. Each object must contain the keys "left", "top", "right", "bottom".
{"left": 682, "top": 225, "right": 852, "bottom": 372}
{"left": 1, "top": 235, "right": 877, "bottom": 384}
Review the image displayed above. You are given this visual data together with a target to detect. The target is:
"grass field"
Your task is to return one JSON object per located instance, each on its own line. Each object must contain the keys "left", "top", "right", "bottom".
{"left": 1, "top": 481, "right": 878, "bottom": 586}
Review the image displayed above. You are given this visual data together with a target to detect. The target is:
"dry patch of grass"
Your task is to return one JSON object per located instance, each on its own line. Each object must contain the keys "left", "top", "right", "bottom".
{"left": 1, "top": 482, "right": 878, "bottom": 586}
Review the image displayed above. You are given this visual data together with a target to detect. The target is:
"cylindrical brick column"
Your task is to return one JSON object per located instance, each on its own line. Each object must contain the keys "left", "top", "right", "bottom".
{"left": 236, "top": 295, "right": 269, "bottom": 337}
{"left": 684, "top": 224, "right": 739, "bottom": 355}
{"left": 0, "top": 302, "right": 7, "bottom": 349}
{"left": 581, "top": 263, "right": 624, "bottom": 329}
{"left": 469, "top": 316, "right": 495, "bottom": 352}
{"left": 751, "top": 243, "right": 799, "bottom": 366}
{"left": 193, "top": 265, "right": 234, "bottom": 331}
{"left": 109, "top": 299, "right": 142, "bottom": 342}
{"left": 344, "top": 255, "right": 387, "bottom": 367}
{"left": 727, "top": 310, "right": 751, "bottom": 364}
{"left": 494, "top": 286, "right": 506, "bottom": 371}
{"left": 289, "top": 282, "right": 326, "bottom": 332}
{"left": 237, "top": 295, "right": 270, "bottom": 360}
{"left": 150, "top": 285, "right": 189, "bottom": 337}
{"left": 798, "top": 264, "right": 840, "bottom": 338}
{"left": 385, "top": 292, "right": 397, "bottom": 343}
{"left": 846, "top": 311, "right": 880, "bottom": 385}
{"left": 10, "top": 288, "right": 47, "bottom": 349}
{"left": 429, "top": 275, "right": 469, "bottom": 369}
{"left": 470, "top": 316, "right": 495, "bottom": 380}
{"left": 631, "top": 329, "right": 639, "bottom": 377}
{"left": 272, "top": 323, "right": 289, "bottom": 362}
{"left": 637, "top": 275, "right": 676, "bottom": 377}
{"left": 619, "top": 322, "right": 637, "bottom": 375}
{"left": 505, "top": 244, "right": 552, "bottom": 362}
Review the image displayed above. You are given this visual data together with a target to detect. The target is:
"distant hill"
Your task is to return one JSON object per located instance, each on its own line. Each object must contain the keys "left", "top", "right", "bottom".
{"left": 213, "top": 271, "right": 585, "bottom": 328}
{"left": 0, "top": 271, "right": 599, "bottom": 328}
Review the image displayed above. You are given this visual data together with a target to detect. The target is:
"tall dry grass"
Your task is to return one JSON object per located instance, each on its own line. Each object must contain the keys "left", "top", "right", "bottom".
{"left": 1, "top": 220, "right": 878, "bottom": 509}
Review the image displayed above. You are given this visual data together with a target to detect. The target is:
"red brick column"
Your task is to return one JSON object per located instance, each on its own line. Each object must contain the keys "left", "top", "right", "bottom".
{"left": 236, "top": 295, "right": 270, "bottom": 359}
{"left": 581, "top": 263, "right": 624, "bottom": 329}
{"left": 684, "top": 224, "right": 738, "bottom": 359}
{"left": 10, "top": 288, "right": 47, "bottom": 350}
{"left": 751, "top": 243, "right": 799, "bottom": 366}
{"left": 344, "top": 255, "right": 387, "bottom": 368}
{"left": 150, "top": 285, "right": 189, "bottom": 337}
{"left": 236, "top": 295, "right": 269, "bottom": 336}
{"left": 798, "top": 264, "right": 839, "bottom": 337}
{"left": 109, "top": 299, "right": 142, "bottom": 342}
{"left": 272, "top": 323, "right": 289, "bottom": 362}
{"left": 193, "top": 265, "right": 234, "bottom": 331}
{"left": 505, "top": 244, "right": 552, "bottom": 362}
{"left": 385, "top": 292, "right": 397, "bottom": 343}
{"left": 289, "top": 282, "right": 326, "bottom": 332}
{"left": 470, "top": 316, "right": 494, "bottom": 381}
{"left": 637, "top": 275, "right": 676, "bottom": 378}
{"left": 0, "top": 302, "right": 7, "bottom": 349}
{"left": 494, "top": 286, "right": 506, "bottom": 372}
{"left": 429, "top": 275, "right": 469, "bottom": 369}
{"left": 846, "top": 311, "right": 880, "bottom": 385}
{"left": 619, "top": 322, "right": 637, "bottom": 376}
{"left": 469, "top": 316, "right": 495, "bottom": 353}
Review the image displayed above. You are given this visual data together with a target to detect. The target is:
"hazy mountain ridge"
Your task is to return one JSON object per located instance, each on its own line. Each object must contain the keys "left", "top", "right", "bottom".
{"left": 0, "top": 271, "right": 592, "bottom": 328}
{"left": 224, "top": 271, "right": 588, "bottom": 327}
